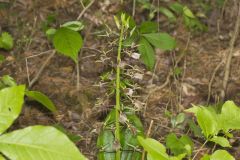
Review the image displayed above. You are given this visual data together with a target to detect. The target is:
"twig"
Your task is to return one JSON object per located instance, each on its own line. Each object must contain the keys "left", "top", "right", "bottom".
{"left": 192, "top": 140, "right": 208, "bottom": 160}
{"left": 77, "top": 0, "right": 95, "bottom": 20}
{"left": 207, "top": 57, "right": 225, "bottom": 104}
{"left": 220, "top": 3, "right": 240, "bottom": 100}
{"left": 141, "top": 120, "right": 154, "bottom": 160}
{"left": 132, "top": 0, "right": 136, "bottom": 17}
{"left": 28, "top": 50, "right": 56, "bottom": 88}
{"left": 25, "top": 49, "right": 54, "bottom": 87}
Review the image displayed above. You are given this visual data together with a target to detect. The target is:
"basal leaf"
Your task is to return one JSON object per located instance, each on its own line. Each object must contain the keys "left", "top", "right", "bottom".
{"left": 121, "top": 114, "right": 144, "bottom": 160}
{"left": 25, "top": 90, "right": 56, "bottom": 112}
{"left": 210, "top": 150, "right": 234, "bottom": 160}
{"left": 210, "top": 136, "right": 231, "bottom": 148}
{"left": 0, "top": 126, "right": 86, "bottom": 160}
{"left": 97, "top": 129, "right": 115, "bottom": 160}
{"left": 0, "top": 32, "right": 13, "bottom": 50}
{"left": 0, "top": 85, "right": 25, "bottom": 134}
{"left": 139, "top": 21, "right": 158, "bottom": 34}
{"left": 142, "top": 33, "right": 176, "bottom": 51}
{"left": 138, "top": 37, "right": 155, "bottom": 70}
{"left": 53, "top": 28, "right": 83, "bottom": 63}
{"left": 137, "top": 136, "right": 169, "bottom": 160}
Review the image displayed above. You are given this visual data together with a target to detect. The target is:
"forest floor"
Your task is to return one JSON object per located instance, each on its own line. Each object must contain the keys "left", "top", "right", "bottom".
{"left": 1, "top": 0, "right": 240, "bottom": 159}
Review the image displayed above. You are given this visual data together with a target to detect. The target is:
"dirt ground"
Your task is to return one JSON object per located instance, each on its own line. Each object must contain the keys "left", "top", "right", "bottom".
{"left": 1, "top": 0, "right": 240, "bottom": 159}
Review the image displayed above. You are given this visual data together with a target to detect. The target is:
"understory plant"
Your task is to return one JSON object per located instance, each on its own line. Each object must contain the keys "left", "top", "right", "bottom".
{"left": 185, "top": 101, "right": 240, "bottom": 149}
{"left": 0, "top": 84, "right": 86, "bottom": 160}
{"left": 137, "top": 1, "right": 207, "bottom": 32}
{"left": 46, "top": 21, "right": 84, "bottom": 89}
{"left": 97, "top": 12, "right": 176, "bottom": 160}
{"left": 136, "top": 101, "right": 239, "bottom": 160}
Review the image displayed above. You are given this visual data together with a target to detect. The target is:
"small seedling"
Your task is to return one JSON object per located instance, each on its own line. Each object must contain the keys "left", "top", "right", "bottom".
{"left": 46, "top": 20, "right": 84, "bottom": 90}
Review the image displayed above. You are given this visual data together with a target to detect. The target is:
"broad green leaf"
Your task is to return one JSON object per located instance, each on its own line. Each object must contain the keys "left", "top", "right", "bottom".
{"left": 61, "top": 21, "right": 84, "bottom": 31}
{"left": 210, "top": 136, "right": 231, "bottom": 147}
{"left": 210, "top": 150, "right": 234, "bottom": 160}
{"left": 186, "top": 106, "right": 219, "bottom": 138}
{"left": 166, "top": 133, "right": 184, "bottom": 156}
{"left": 53, "top": 28, "right": 83, "bottom": 63}
{"left": 97, "top": 129, "right": 115, "bottom": 160}
{"left": 98, "top": 110, "right": 144, "bottom": 160}
{"left": 169, "top": 2, "right": 184, "bottom": 15}
{"left": 138, "top": 37, "right": 155, "bottom": 70}
{"left": 169, "top": 154, "right": 186, "bottom": 160}
{"left": 179, "top": 135, "right": 193, "bottom": 155}
{"left": 142, "top": 33, "right": 176, "bottom": 51}
{"left": 139, "top": 21, "right": 158, "bottom": 34}
{"left": 25, "top": 90, "right": 56, "bottom": 112}
{"left": 137, "top": 136, "right": 169, "bottom": 160}
{"left": 219, "top": 101, "right": 240, "bottom": 132}
{"left": 200, "top": 154, "right": 210, "bottom": 160}
{"left": 121, "top": 114, "right": 144, "bottom": 160}
{"left": 0, "top": 126, "right": 86, "bottom": 160}
{"left": 183, "top": 6, "right": 195, "bottom": 18}
{"left": 0, "top": 85, "right": 25, "bottom": 134}
{"left": 121, "top": 129, "right": 142, "bottom": 160}
{"left": 158, "top": 7, "right": 176, "bottom": 22}
{"left": 0, "top": 32, "right": 13, "bottom": 50}
{"left": 196, "top": 107, "right": 219, "bottom": 138}
{"left": 166, "top": 133, "right": 193, "bottom": 156}
{"left": 0, "top": 154, "right": 5, "bottom": 160}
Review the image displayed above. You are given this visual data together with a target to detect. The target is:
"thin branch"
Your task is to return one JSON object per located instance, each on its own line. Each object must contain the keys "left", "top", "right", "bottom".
{"left": 28, "top": 50, "right": 56, "bottom": 88}
{"left": 77, "top": 0, "right": 95, "bottom": 20}
{"left": 220, "top": 3, "right": 240, "bottom": 100}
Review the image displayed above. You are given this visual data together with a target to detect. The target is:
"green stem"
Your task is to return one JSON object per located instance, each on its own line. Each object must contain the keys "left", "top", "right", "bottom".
{"left": 115, "top": 21, "right": 124, "bottom": 160}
